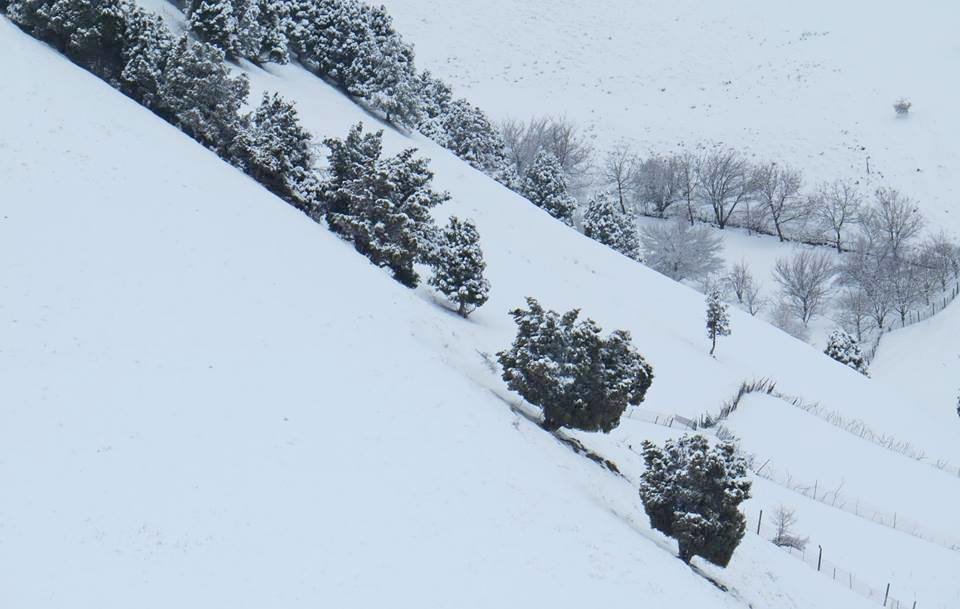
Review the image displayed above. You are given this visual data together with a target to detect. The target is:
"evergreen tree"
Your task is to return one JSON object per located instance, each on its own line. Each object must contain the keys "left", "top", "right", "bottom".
{"left": 706, "top": 287, "right": 730, "bottom": 356}
{"left": 158, "top": 35, "right": 250, "bottom": 153}
{"left": 323, "top": 124, "right": 447, "bottom": 287}
{"left": 119, "top": 5, "right": 174, "bottom": 109}
{"left": 823, "top": 329, "right": 869, "bottom": 376}
{"left": 439, "top": 100, "right": 508, "bottom": 175}
{"left": 349, "top": 35, "right": 421, "bottom": 127}
{"left": 639, "top": 435, "right": 752, "bottom": 566}
{"left": 254, "top": 0, "right": 289, "bottom": 64}
{"left": 583, "top": 191, "right": 641, "bottom": 261}
{"left": 186, "top": 0, "right": 240, "bottom": 58}
{"left": 232, "top": 92, "right": 314, "bottom": 204}
{"left": 521, "top": 150, "right": 577, "bottom": 225}
{"left": 415, "top": 70, "right": 454, "bottom": 139}
{"left": 9, "top": 0, "right": 128, "bottom": 80}
{"left": 428, "top": 216, "right": 490, "bottom": 317}
{"left": 498, "top": 298, "right": 654, "bottom": 432}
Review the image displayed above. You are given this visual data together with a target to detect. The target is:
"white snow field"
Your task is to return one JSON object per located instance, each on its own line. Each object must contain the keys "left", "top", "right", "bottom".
{"left": 1, "top": 2, "right": 958, "bottom": 607}
{"left": 377, "top": 0, "right": 960, "bottom": 404}
{"left": 379, "top": 0, "right": 960, "bottom": 233}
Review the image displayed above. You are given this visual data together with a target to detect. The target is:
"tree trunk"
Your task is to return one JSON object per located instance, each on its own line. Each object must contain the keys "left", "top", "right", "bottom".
{"left": 458, "top": 300, "right": 467, "bottom": 318}
{"left": 710, "top": 334, "right": 717, "bottom": 356}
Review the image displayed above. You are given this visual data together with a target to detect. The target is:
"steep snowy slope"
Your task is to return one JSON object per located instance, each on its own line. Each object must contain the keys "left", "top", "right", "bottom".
{"left": 2, "top": 4, "right": 957, "bottom": 607}
{"left": 0, "top": 17, "right": 883, "bottom": 609}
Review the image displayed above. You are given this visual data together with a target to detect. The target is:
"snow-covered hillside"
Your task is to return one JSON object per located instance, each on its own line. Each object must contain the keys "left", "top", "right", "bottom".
{"left": 3, "top": 2, "right": 959, "bottom": 607}
{"left": 380, "top": 0, "right": 960, "bottom": 232}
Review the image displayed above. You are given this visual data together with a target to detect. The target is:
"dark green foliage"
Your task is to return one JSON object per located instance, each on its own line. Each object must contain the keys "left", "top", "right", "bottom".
{"left": 640, "top": 435, "right": 751, "bottom": 566}
{"left": 583, "top": 191, "right": 641, "bottom": 261}
{"left": 119, "top": 6, "right": 174, "bottom": 108}
{"left": 706, "top": 287, "right": 731, "bottom": 356}
{"left": 232, "top": 92, "right": 314, "bottom": 205}
{"left": 498, "top": 298, "right": 654, "bottom": 432}
{"left": 158, "top": 36, "right": 250, "bottom": 153}
{"left": 823, "top": 329, "right": 868, "bottom": 376}
{"left": 323, "top": 124, "right": 448, "bottom": 287}
{"left": 8, "top": 0, "right": 128, "bottom": 81}
{"left": 286, "top": 0, "right": 422, "bottom": 126}
{"left": 521, "top": 150, "right": 577, "bottom": 225}
{"left": 428, "top": 216, "right": 490, "bottom": 317}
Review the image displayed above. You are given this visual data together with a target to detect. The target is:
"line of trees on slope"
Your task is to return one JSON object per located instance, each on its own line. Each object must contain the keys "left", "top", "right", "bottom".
{"left": 4, "top": 0, "right": 490, "bottom": 317}
{"left": 173, "top": 0, "right": 511, "bottom": 178}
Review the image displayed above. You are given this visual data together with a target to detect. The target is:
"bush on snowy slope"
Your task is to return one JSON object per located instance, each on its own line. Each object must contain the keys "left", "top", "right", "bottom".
{"left": 824, "top": 329, "right": 869, "bottom": 376}
{"left": 321, "top": 123, "right": 447, "bottom": 288}
{"left": 520, "top": 150, "right": 578, "bottom": 226}
{"left": 583, "top": 191, "right": 642, "bottom": 261}
{"left": 184, "top": 0, "right": 290, "bottom": 64}
{"left": 427, "top": 216, "right": 490, "bottom": 318}
{"left": 639, "top": 435, "right": 751, "bottom": 566}
{"left": 498, "top": 298, "right": 653, "bottom": 433}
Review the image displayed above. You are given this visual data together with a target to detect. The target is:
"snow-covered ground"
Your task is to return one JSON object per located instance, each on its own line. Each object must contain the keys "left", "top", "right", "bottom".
{"left": 378, "top": 0, "right": 960, "bottom": 437}
{"left": 3, "top": 1, "right": 960, "bottom": 607}
{"left": 380, "top": 0, "right": 960, "bottom": 234}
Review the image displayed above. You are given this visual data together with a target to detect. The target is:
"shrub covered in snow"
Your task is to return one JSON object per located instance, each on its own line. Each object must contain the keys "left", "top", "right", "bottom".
{"left": 520, "top": 150, "right": 578, "bottom": 226}
{"left": 639, "top": 435, "right": 751, "bottom": 566}
{"left": 498, "top": 298, "right": 653, "bottom": 432}
{"left": 322, "top": 123, "right": 447, "bottom": 287}
{"left": 823, "top": 329, "right": 869, "bottom": 376}
{"left": 893, "top": 98, "right": 912, "bottom": 116}
{"left": 428, "top": 216, "right": 490, "bottom": 317}
{"left": 583, "top": 191, "right": 641, "bottom": 261}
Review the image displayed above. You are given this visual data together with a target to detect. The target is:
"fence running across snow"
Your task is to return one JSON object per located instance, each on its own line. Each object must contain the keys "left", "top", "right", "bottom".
{"left": 624, "top": 406, "right": 935, "bottom": 608}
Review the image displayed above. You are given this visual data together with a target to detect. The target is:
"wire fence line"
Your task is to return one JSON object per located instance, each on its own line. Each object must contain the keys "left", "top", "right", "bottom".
{"left": 863, "top": 283, "right": 960, "bottom": 363}
{"left": 754, "top": 513, "right": 917, "bottom": 608}
{"left": 626, "top": 406, "right": 960, "bottom": 553}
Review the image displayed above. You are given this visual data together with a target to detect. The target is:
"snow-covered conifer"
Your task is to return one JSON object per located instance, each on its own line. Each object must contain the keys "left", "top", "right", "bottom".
{"left": 706, "top": 287, "right": 730, "bottom": 356}
{"left": 521, "top": 150, "right": 577, "bottom": 225}
{"left": 639, "top": 435, "right": 751, "bottom": 566}
{"left": 254, "top": 0, "right": 289, "bottom": 64}
{"left": 186, "top": 0, "right": 240, "bottom": 58}
{"left": 323, "top": 124, "right": 447, "bottom": 287}
{"left": 428, "top": 216, "right": 490, "bottom": 317}
{"left": 119, "top": 6, "right": 174, "bottom": 109}
{"left": 583, "top": 191, "right": 641, "bottom": 261}
{"left": 823, "top": 329, "right": 868, "bottom": 376}
{"left": 233, "top": 92, "right": 314, "bottom": 204}
{"left": 158, "top": 36, "right": 250, "bottom": 153}
{"left": 498, "top": 298, "right": 653, "bottom": 432}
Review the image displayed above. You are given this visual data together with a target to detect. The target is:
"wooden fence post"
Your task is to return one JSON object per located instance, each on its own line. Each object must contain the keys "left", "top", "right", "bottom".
{"left": 817, "top": 545, "right": 822, "bottom": 571}
{"left": 884, "top": 582, "right": 890, "bottom": 606}
{"left": 756, "top": 509, "right": 763, "bottom": 535}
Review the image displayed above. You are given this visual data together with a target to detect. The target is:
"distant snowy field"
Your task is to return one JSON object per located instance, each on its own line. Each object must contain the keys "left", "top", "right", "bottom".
{"left": 380, "top": 0, "right": 960, "bottom": 233}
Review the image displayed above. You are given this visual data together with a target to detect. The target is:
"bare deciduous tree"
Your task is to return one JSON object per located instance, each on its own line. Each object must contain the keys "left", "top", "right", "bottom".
{"left": 674, "top": 152, "right": 699, "bottom": 225}
{"left": 812, "top": 180, "right": 862, "bottom": 253}
{"left": 861, "top": 187, "right": 924, "bottom": 258}
{"left": 500, "top": 116, "right": 593, "bottom": 192}
{"left": 839, "top": 238, "right": 895, "bottom": 331}
{"left": 602, "top": 143, "right": 640, "bottom": 213}
{"left": 835, "top": 288, "right": 870, "bottom": 342}
{"left": 772, "top": 506, "right": 808, "bottom": 551}
{"left": 636, "top": 154, "right": 684, "bottom": 218}
{"left": 753, "top": 162, "right": 805, "bottom": 242}
{"left": 773, "top": 249, "right": 836, "bottom": 326}
{"left": 725, "top": 260, "right": 765, "bottom": 315}
{"left": 640, "top": 218, "right": 724, "bottom": 282}
{"left": 697, "top": 149, "right": 756, "bottom": 229}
